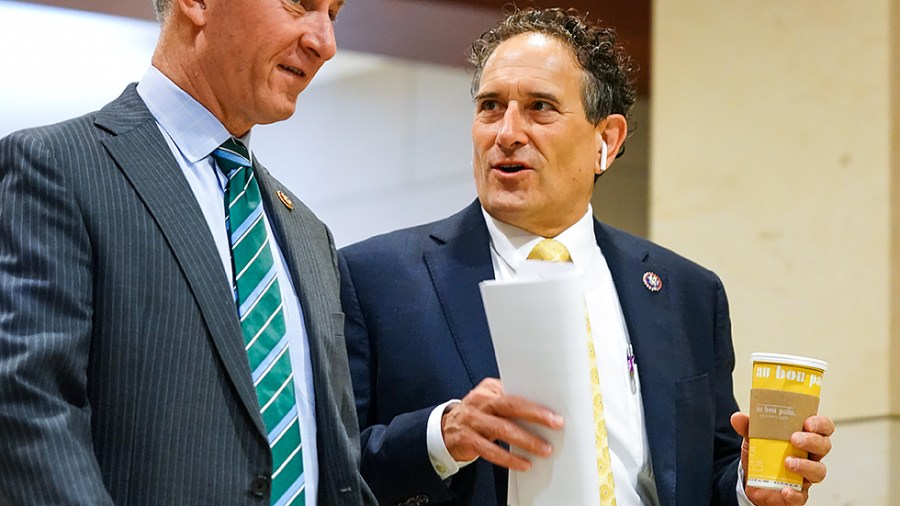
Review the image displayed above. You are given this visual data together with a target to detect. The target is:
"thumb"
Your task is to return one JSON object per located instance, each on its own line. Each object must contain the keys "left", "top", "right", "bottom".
{"left": 731, "top": 412, "right": 750, "bottom": 439}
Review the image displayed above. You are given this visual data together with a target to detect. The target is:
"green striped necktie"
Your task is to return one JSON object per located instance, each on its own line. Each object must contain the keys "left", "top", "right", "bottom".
{"left": 212, "top": 138, "right": 306, "bottom": 506}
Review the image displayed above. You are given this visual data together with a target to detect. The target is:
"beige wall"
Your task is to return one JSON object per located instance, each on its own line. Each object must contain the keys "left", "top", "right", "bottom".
{"left": 653, "top": 1, "right": 899, "bottom": 503}
{"left": 593, "top": 99, "right": 650, "bottom": 237}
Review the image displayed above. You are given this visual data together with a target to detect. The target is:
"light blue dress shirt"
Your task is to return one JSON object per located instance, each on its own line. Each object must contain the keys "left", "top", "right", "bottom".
{"left": 137, "top": 66, "right": 318, "bottom": 504}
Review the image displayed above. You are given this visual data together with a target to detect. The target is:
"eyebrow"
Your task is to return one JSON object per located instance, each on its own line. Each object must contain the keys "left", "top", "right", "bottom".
{"left": 474, "top": 91, "right": 499, "bottom": 102}
{"left": 473, "top": 91, "right": 561, "bottom": 103}
{"left": 528, "top": 92, "right": 560, "bottom": 103}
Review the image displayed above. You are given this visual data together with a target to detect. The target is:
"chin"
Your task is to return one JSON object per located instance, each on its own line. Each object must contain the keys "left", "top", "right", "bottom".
{"left": 257, "top": 103, "right": 298, "bottom": 125}
{"left": 482, "top": 195, "right": 531, "bottom": 219}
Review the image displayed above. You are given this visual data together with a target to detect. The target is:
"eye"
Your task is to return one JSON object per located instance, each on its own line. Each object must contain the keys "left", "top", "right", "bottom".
{"left": 285, "top": 0, "right": 307, "bottom": 12}
{"left": 531, "top": 100, "right": 556, "bottom": 112}
{"left": 285, "top": 0, "right": 339, "bottom": 21}
{"left": 478, "top": 100, "right": 499, "bottom": 112}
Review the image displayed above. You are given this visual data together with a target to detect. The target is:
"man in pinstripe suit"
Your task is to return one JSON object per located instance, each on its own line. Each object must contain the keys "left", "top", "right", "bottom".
{"left": 0, "top": 0, "right": 374, "bottom": 504}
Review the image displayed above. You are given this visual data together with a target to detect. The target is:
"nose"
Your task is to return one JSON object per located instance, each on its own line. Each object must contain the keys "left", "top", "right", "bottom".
{"left": 301, "top": 11, "right": 337, "bottom": 62}
{"left": 496, "top": 105, "right": 528, "bottom": 151}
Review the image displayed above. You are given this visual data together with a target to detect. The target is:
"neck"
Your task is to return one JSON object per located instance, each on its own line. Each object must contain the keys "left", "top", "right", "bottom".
{"left": 151, "top": 29, "right": 251, "bottom": 137}
{"left": 486, "top": 211, "right": 586, "bottom": 239}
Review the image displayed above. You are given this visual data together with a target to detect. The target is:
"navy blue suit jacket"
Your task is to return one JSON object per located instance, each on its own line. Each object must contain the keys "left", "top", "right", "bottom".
{"left": 339, "top": 201, "right": 743, "bottom": 506}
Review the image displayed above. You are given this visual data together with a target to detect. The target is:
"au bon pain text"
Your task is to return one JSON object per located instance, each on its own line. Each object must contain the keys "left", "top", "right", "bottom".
{"left": 755, "top": 364, "right": 823, "bottom": 388}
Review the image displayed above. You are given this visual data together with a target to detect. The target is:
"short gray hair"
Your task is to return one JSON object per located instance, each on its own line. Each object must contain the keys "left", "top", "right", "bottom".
{"left": 152, "top": 0, "right": 172, "bottom": 21}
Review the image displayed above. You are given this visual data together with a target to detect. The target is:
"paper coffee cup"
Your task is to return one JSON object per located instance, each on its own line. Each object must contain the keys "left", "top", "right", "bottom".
{"left": 747, "top": 353, "right": 827, "bottom": 491}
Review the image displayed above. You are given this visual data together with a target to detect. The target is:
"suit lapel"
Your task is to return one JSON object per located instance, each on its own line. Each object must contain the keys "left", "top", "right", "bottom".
{"left": 96, "top": 86, "right": 266, "bottom": 438}
{"left": 424, "top": 202, "right": 499, "bottom": 386}
{"left": 253, "top": 166, "right": 335, "bottom": 382}
{"left": 594, "top": 221, "right": 677, "bottom": 506}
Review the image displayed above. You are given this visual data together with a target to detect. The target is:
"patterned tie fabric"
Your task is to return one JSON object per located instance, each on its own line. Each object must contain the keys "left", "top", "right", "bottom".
{"left": 527, "top": 238, "right": 617, "bottom": 506}
{"left": 212, "top": 138, "right": 305, "bottom": 506}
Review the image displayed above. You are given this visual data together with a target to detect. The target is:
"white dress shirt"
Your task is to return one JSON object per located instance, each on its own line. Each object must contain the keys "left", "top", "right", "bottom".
{"left": 427, "top": 206, "right": 657, "bottom": 505}
{"left": 137, "top": 66, "right": 318, "bottom": 504}
{"left": 427, "top": 205, "right": 755, "bottom": 505}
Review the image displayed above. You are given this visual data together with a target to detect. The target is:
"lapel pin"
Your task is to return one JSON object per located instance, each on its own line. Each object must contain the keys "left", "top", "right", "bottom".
{"left": 642, "top": 271, "right": 662, "bottom": 292}
{"left": 276, "top": 190, "right": 294, "bottom": 211}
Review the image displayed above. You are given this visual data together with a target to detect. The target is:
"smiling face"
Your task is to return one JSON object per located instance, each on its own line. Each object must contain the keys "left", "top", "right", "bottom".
{"left": 199, "top": 0, "right": 343, "bottom": 135}
{"left": 472, "top": 32, "right": 605, "bottom": 238}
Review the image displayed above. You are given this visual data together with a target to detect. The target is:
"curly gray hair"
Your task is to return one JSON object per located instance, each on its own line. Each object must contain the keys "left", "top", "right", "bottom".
{"left": 468, "top": 7, "right": 636, "bottom": 127}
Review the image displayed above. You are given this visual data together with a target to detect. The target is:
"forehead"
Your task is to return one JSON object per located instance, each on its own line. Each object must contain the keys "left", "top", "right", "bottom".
{"left": 479, "top": 33, "right": 582, "bottom": 93}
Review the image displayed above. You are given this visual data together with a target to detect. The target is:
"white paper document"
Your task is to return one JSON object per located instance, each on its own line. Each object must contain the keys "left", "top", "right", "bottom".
{"left": 479, "top": 263, "right": 601, "bottom": 506}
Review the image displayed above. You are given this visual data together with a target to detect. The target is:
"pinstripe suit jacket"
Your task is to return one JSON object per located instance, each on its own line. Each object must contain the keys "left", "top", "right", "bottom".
{"left": 0, "top": 85, "right": 374, "bottom": 505}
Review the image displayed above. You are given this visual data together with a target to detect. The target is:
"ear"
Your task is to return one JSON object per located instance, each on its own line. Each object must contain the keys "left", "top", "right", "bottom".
{"left": 594, "top": 113, "right": 628, "bottom": 175}
{"left": 174, "top": 0, "right": 210, "bottom": 26}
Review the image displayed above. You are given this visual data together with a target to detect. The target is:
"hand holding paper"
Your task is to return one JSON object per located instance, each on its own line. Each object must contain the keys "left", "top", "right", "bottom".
{"left": 480, "top": 268, "right": 609, "bottom": 506}
{"left": 441, "top": 378, "right": 564, "bottom": 471}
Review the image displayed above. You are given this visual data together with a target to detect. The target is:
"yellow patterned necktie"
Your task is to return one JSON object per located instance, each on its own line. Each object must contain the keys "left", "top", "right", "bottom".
{"left": 527, "top": 239, "right": 617, "bottom": 506}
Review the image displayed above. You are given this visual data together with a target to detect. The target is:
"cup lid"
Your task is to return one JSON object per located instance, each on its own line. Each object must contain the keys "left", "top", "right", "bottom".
{"left": 751, "top": 352, "right": 828, "bottom": 372}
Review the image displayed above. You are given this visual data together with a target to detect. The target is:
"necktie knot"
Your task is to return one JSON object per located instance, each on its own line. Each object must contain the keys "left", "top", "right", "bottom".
{"left": 527, "top": 238, "right": 572, "bottom": 263}
{"left": 211, "top": 137, "right": 251, "bottom": 177}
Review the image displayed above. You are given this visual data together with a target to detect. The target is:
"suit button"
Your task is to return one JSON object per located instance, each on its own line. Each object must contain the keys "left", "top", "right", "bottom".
{"left": 249, "top": 475, "right": 270, "bottom": 499}
{"left": 395, "top": 495, "right": 430, "bottom": 506}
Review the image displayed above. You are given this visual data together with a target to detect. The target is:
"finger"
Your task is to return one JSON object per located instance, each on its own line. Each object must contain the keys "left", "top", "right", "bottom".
{"left": 467, "top": 412, "right": 553, "bottom": 458}
{"left": 442, "top": 402, "right": 495, "bottom": 461}
{"left": 443, "top": 416, "right": 535, "bottom": 471}
{"left": 466, "top": 432, "right": 535, "bottom": 471}
{"left": 780, "top": 485, "right": 809, "bottom": 505}
{"left": 803, "top": 415, "right": 835, "bottom": 437}
{"left": 490, "top": 394, "right": 564, "bottom": 429}
{"left": 461, "top": 379, "right": 505, "bottom": 409}
{"left": 790, "top": 431, "right": 832, "bottom": 460}
{"left": 443, "top": 401, "right": 553, "bottom": 462}
{"left": 786, "top": 456, "right": 827, "bottom": 484}
{"left": 730, "top": 412, "right": 749, "bottom": 438}
{"left": 474, "top": 377, "right": 504, "bottom": 396}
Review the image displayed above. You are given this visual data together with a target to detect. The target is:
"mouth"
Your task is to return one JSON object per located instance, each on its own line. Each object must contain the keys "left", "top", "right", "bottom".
{"left": 278, "top": 64, "right": 307, "bottom": 80}
{"left": 492, "top": 162, "right": 530, "bottom": 174}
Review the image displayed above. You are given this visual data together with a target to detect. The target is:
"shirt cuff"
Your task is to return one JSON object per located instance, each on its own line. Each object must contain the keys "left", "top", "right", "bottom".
{"left": 735, "top": 460, "right": 756, "bottom": 506}
{"left": 426, "top": 399, "right": 478, "bottom": 480}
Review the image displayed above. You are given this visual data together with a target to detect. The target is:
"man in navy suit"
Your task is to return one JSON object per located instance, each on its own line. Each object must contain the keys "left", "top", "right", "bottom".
{"left": 339, "top": 8, "right": 834, "bottom": 506}
{"left": 0, "top": 0, "right": 373, "bottom": 504}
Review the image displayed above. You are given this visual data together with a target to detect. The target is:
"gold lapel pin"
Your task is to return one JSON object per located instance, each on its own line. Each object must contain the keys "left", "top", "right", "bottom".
{"left": 276, "top": 190, "right": 294, "bottom": 211}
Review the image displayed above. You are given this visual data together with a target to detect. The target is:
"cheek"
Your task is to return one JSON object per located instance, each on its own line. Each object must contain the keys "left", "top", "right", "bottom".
{"left": 472, "top": 124, "right": 496, "bottom": 149}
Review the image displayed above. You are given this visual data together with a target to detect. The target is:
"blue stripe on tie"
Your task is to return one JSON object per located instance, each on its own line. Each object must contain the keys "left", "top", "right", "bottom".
{"left": 214, "top": 148, "right": 250, "bottom": 166}
{"left": 273, "top": 474, "right": 305, "bottom": 506}
{"left": 237, "top": 265, "right": 278, "bottom": 316}
{"left": 230, "top": 204, "right": 264, "bottom": 244}
{"left": 227, "top": 170, "right": 257, "bottom": 209}
{"left": 226, "top": 165, "right": 245, "bottom": 182}
{"left": 251, "top": 332, "right": 290, "bottom": 383}
{"left": 268, "top": 404, "right": 299, "bottom": 444}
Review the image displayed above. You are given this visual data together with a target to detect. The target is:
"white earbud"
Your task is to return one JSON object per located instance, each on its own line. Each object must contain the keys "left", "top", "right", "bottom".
{"left": 600, "top": 140, "right": 608, "bottom": 172}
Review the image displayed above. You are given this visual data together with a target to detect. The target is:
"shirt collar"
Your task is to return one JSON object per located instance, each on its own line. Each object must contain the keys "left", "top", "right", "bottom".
{"left": 136, "top": 66, "right": 251, "bottom": 162}
{"left": 482, "top": 205, "right": 597, "bottom": 274}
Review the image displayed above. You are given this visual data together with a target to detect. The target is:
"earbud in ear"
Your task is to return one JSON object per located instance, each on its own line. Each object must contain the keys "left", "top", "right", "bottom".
{"left": 600, "top": 140, "right": 608, "bottom": 172}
